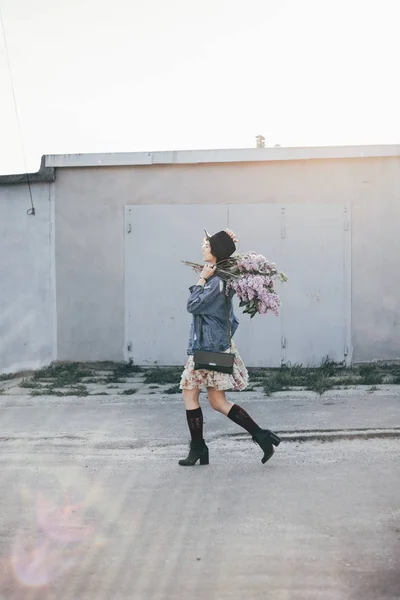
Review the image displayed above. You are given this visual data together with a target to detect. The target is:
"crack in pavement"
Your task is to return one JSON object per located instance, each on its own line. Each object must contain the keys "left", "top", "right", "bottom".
{"left": 215, "top": 429, "right": 400, "bottom": 444}
{"left": 0, "top": 428, "right": 399, "bottom": 450}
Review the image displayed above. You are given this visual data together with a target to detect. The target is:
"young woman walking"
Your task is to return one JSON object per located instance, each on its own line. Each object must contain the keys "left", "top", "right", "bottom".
{"left": 179, "top": 228, "right": 281, "bottom": 466}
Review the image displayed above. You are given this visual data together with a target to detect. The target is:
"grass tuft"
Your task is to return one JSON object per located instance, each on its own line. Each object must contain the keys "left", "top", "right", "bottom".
{"left": 113, "top": 361, "right": 142, "bottom": 377}
{"left": 260, "top": 356, "right": 387, "bottom": 396}
{"left": 164, "top": 385, "right": 182, "bottom": 394}
{"left": 306, "top": 373, "right": 335, "bottom": 395}
{"left": 20, "top": 380, "right": 42, "bottom": 389}
{"left": 144, "top": 369, "right": 182, "bottom": 385}
{"left": 33, "top": 363, "right": 94, "bottom": 385}
{"left": 0, "top": 373, "right": 15, "bottom": 381}
{"left": 104, "top": 375, "right": 127, "bottom": 384}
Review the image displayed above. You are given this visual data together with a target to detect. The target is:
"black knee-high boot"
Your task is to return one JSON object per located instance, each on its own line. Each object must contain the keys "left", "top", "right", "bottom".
{"left": 227, "top": 404, "right": 281, "bottom": 464}
{"left": 179, "top": 408, "right": 209, "bottom": 466}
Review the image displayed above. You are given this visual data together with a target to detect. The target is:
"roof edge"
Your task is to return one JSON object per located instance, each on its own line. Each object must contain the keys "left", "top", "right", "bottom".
{"left": 43, "top": 144, "right": 400, "bottom": 169}
{"left": 0, "top": 157, "right": 55, "bottom": 185}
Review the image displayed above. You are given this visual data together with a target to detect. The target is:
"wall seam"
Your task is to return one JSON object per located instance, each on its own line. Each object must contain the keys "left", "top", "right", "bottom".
{"left": 49, "top": 179, "right": 57, "bottom": 363}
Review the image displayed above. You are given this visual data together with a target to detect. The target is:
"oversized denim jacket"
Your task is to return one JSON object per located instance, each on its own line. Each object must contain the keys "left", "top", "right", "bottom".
{"left": 186, "top": 274, "right": 239, "bottom": 355}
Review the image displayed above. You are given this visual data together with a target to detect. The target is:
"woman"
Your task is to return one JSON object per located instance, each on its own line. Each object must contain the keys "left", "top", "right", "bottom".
{"left": 179, "top": 228, "right": 281, "bottom": 466}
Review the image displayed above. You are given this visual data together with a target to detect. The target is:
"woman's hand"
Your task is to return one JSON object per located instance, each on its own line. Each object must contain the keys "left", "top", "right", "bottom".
{"left": 200, "top": 264, "right": 216, "bottom": 281}
{"left": 225, "top": 228, "right": 239, "bottom": 243}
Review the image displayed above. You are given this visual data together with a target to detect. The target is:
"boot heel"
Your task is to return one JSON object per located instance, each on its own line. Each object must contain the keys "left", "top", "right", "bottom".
{"left": 269, "top": 432, "right": 281, "bottom": 447}
{"left": 179, "top": 441, "right": 209, "bottom": 466}
{"left": 199, "top": 451, "right": 209, "bottom": 465}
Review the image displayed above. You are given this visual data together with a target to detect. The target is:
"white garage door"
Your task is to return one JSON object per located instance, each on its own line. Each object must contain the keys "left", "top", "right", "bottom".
{"left": 279, "top": 204, "right": 351, "bottom": 366}
{"left": 125, "top": 204, "right": 351, "bottom": 367}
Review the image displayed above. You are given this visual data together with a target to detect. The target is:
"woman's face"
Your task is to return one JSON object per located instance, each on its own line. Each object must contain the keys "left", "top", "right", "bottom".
{"left": 201, "top": 239, "right": 216, "bottom": 263}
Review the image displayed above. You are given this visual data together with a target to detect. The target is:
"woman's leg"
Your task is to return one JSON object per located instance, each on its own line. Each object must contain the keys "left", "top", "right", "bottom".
{"left": 206, "top": 388, "right": 260, "bottom": 434}
{"left": 206, "top": 388, "right": 234, "bottom": 416}
{"left": 179, "top": 388, "right": 209, "bottom": 466}
{"left": 207, "top": 387, "right": 281, "bottom": 464}
{"left": 182, "top": 388, "right": 203, "bottom": 442}
{"left": 182, "top": 388, "right": 201, "bottom": 410}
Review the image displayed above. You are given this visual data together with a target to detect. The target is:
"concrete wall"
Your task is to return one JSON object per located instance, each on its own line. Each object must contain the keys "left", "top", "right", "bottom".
{"left": 0, "top": 183, "right": 55, "bottom": 373}
{"left": 351, "top": 158, "right": 400, "bottom": 361}
{"left": 53, "top": 156, "right": 400, "bottom": 364}
{"left": 55, "top": 169, "right": 125, "bottom": 362}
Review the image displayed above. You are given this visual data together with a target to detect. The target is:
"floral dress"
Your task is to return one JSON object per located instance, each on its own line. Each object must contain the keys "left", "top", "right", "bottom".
{"left": 179, "top": 340, "right": 249, "bottom": 391}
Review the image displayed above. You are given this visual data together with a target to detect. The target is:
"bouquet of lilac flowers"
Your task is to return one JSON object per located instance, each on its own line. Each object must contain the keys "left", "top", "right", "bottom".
{"left": 182, "top": 252, "right": 287, "bottom": 318}
{"left": 225, "top": 252, "right": 287, "bottom": 318}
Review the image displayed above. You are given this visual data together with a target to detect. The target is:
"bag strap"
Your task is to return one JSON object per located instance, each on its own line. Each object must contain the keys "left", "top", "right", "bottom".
{"left": 198, "top": 282, "right": 232, "bottom": 350}
{"left": 224, "top": 287, "right": 232, "bottom": 349}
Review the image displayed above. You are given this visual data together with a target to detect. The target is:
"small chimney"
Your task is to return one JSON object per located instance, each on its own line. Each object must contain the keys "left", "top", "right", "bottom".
{"left": 256, "top": 135, "right": 265, "bottom": 148}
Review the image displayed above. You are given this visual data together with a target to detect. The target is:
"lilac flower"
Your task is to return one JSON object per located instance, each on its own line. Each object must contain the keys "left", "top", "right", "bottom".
{"left": 225, "top": 251, "right": 286, "bottom": 318}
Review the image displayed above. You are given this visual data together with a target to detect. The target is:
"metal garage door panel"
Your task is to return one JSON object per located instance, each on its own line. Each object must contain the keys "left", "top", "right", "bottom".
{"left": 125, "top": 205, "right": 228, "bottom": 365}
{"left": 280, "top": 204, "right": 349, "bottom": 366}
{"left": 227, "top": 204, "right": 282, "bottom": 367}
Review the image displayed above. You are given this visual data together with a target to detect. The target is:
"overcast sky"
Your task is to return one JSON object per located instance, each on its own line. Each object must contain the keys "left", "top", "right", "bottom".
{"left": 0, "top": 0, "right": 399, "bottom": 175}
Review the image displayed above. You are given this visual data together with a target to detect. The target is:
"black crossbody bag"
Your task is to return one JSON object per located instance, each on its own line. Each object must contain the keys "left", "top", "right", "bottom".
{"left": 193, "top": 291, "right": 235, "bottom": 374}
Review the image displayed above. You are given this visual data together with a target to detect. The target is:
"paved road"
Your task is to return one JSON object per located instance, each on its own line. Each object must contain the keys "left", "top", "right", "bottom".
{"left": 0, "top": 389, "right": 399, "bottom": 599}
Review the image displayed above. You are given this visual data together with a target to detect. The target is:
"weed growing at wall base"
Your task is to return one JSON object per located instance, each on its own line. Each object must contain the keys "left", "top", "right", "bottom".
{"left": 3, "top": 358, "right": 400, "bottom": 398}
{"left": 258, "top": 359, "right": 400, "bottom": 395}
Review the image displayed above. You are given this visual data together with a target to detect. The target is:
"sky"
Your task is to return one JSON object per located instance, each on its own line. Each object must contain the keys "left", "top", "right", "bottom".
{"left": 0, "top": 0, "right": 399, "bottom": 175}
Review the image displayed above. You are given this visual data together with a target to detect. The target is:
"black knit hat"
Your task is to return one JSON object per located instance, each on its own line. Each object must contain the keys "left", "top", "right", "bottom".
{"left": 204, "top": 229, "right": 236, "bottom": 260}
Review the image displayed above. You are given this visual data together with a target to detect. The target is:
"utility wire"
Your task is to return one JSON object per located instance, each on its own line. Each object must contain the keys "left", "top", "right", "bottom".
{"left": 0, "top": 3, "right": 35, "bottom": 215}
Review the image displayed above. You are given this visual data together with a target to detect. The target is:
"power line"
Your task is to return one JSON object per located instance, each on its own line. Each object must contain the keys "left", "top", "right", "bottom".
{"left": 0, "top": 3, "right": 35, "bottom": 215}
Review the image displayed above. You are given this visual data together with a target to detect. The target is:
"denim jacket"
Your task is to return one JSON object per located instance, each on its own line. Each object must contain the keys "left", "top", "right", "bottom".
{"left": 186, "top": 275, "right": 239, "bottom": 355}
